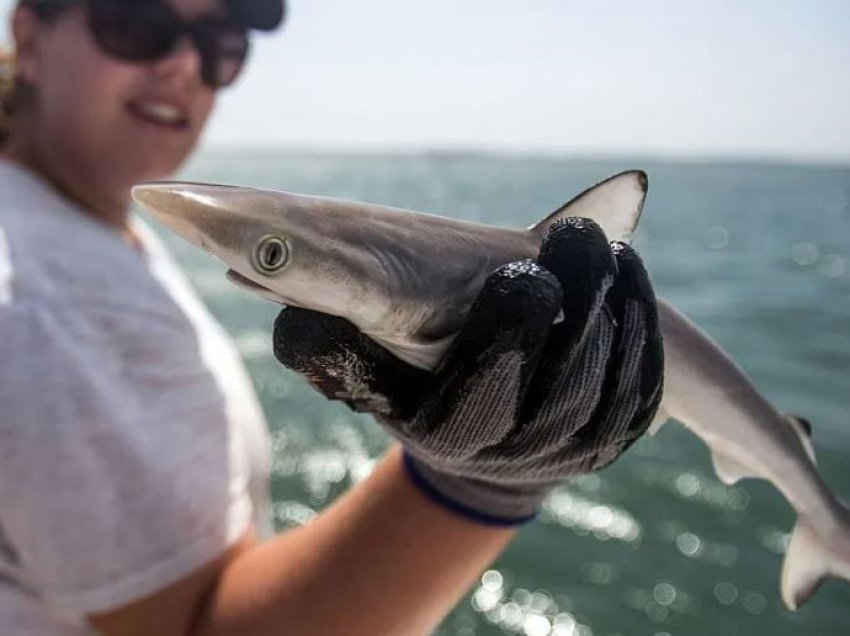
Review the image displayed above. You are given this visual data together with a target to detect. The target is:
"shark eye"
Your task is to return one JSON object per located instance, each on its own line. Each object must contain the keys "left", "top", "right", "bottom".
{"left": 253, "top": 235, "right": 290, "bottom": 274}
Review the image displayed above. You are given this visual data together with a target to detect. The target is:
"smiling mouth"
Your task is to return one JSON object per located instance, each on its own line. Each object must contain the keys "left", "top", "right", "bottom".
{"left": 127, "top": 100, "right": 190, "bottom": 130}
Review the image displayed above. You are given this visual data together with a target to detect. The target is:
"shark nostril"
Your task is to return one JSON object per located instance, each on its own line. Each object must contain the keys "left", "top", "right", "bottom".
{"left": 253, "top": 235, "right": 290, "bottom": 274}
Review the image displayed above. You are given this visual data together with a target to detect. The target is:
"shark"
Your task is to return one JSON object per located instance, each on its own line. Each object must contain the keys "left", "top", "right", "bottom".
{"left": 132, "top": 170, "right": 850, "bottom": 610}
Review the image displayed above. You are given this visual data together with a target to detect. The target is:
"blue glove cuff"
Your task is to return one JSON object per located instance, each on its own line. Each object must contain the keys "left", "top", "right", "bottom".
{"left": 401, "top": 450, "right": 538, "bottom": 527}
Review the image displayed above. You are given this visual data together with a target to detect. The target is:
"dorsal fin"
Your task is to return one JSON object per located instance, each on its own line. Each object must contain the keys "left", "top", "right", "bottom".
{"left": 528, "top": 170, "right": 648, "bottom": 244}
{"left": 790, "top": 414, "right": 812, "bottom": 437}
{"left": 786, "top": 414, "right": 816, "bottom": 464}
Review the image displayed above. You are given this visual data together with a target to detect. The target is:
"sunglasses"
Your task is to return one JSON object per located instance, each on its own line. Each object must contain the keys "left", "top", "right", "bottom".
{"left": 28, "top": 0, "right": 250, "bottom": 88}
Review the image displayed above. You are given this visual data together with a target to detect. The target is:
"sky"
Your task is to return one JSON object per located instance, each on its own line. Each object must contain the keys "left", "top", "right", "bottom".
{"left": 2, "top": 0, "right": 850, "bottom": 163}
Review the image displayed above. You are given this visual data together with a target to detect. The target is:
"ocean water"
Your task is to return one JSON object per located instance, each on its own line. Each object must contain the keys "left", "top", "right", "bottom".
{"left": 158, "top": 151, "right": 850, "bottom": 636}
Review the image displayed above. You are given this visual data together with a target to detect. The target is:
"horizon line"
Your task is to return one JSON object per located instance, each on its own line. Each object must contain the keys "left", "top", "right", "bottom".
{"left": 196, "top": 143, "right": 850, "bottom": 171}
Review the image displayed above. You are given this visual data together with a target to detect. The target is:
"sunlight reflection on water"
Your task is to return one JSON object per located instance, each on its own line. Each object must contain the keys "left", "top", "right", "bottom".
{"left": 540, "top": 490, "right": 641, "bottom": 544}
{"left": 471, "top": 570, "right": 594, "bottom": 636}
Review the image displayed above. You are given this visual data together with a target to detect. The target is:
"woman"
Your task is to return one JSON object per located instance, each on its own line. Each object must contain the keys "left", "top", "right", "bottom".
{"left": 0, "top": 0, "right": 664, "bottom": 634}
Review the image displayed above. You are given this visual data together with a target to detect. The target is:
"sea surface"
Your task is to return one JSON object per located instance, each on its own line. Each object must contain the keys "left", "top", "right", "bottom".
{"left": 155, "top": 151, "right": 850, "bottom": 636}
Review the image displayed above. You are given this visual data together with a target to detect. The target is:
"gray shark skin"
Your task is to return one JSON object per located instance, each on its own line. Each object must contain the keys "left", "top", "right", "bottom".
{"left": 133, "top": 170, "right": 850, "bottom": 610}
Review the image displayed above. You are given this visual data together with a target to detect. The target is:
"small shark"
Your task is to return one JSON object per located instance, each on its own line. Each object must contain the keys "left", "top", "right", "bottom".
{"left": 133, "top": 171, "right": 850, "bottom": 610}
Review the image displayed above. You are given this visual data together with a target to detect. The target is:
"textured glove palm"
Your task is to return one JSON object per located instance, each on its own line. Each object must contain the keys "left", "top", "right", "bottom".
{"left": 274, "top": 218, "right": 664, "bottom": 524}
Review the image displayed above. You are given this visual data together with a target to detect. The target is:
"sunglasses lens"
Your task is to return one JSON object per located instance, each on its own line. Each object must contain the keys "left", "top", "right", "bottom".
{"left": 194, "top": 22, "right": 249, "bottom": 88}
{"left": 89, "top": 0, "right": 178, "bottom": 61}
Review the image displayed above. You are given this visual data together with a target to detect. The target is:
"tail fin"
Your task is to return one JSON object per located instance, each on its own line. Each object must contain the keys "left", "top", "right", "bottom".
{"left": 781, "top": 511, "right": 850, "bottom": 610}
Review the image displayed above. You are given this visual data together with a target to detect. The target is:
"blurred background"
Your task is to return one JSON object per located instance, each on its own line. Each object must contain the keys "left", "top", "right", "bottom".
{"left": 4, "top": 1, "right": 849, "bottom": 634}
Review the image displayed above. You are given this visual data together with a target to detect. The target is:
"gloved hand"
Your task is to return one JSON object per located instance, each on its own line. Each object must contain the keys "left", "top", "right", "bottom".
{"left": 273, "top": 218, "right": 664, "bottom": 525}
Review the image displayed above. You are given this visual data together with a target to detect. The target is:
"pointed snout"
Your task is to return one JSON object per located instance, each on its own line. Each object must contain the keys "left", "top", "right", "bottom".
{"left": 131, "top": 181, "right": 250, "bottom": 249}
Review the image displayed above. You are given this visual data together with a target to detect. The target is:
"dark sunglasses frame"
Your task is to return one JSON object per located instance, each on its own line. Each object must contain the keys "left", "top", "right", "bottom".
{"left": 24, "top": 0, "right": 251, "bottom": 89}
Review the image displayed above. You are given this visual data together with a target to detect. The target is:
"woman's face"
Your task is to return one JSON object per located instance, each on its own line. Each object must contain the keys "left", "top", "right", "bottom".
{"left": 15, "top": 0, "right": 226, "bottom": 207}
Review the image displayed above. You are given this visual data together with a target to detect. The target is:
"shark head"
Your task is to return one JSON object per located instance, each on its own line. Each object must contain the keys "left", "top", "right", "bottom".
{"left": 132, "top": 181, "right": 396, "bottom": 323}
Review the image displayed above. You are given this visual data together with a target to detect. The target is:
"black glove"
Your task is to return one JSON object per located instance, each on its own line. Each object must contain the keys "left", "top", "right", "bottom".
{"left": 274, "top": 218, "right": 664, "bottom": 524}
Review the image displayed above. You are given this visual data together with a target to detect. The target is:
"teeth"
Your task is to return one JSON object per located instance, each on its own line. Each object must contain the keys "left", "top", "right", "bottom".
{"left": 135, "top": 101, "right": 184, "bottom": 125}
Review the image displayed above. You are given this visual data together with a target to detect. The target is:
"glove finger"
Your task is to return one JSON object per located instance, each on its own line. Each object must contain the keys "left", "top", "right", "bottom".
{"left": 499, "top": 315, "right": 616, "bottom": 462}
{"left": 273, "top": 307, "right": 432, "bottom": 418}
{"left": 576, "top": 241, "right": 664, "bottom": 471}
{"left": 441, "top": 260, "right": 562, "bottom": 371}
{"left": 517, "top": 217, "right": 619, "bottom": 425}
{"left": 537, "top": 217, "right": 618, "bottom": 346}
{"left": 410, "top": 260, "right": 562, "bottom": 458}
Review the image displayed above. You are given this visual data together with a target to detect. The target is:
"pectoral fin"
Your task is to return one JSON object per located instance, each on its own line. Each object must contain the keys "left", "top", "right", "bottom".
{"left": 710, "top": 449, "right": 758, "bottom": 485}
{"left": 370, "top": 332, "right": 458, "bottom": 372}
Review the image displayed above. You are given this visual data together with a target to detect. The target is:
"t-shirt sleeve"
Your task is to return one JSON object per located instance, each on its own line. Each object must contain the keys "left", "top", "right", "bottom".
{"left": 0, "top": 300, "right": 253, "bottom": 620}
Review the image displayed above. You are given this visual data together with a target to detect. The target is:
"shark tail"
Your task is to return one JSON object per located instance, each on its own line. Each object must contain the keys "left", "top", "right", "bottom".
{"left": 780, "top": 507, "right": 850, "bottom": 610}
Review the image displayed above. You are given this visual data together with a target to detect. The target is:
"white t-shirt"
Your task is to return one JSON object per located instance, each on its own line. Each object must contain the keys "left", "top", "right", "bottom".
{"left": 0, "top": 160, "right": 272, "bottom": 634}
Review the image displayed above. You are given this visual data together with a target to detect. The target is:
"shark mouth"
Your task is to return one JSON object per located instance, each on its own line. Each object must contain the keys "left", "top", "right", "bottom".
{"left": 225, "top": 269, "right": 292, "bottom": 306}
